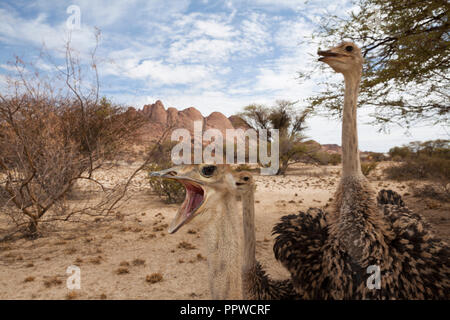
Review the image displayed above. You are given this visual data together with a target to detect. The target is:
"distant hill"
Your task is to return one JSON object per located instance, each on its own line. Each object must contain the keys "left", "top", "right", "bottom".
{"left": 130, "top": 101, "right": 374, "bottom": 156}
{"left": 321, "top": 144, "right": 342, "bottom": 154}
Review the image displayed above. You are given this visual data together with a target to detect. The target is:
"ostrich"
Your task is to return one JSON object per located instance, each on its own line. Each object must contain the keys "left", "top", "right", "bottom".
{"left": 234, "top": 171, "right": 297, "bottom": 300}
{"left": 272, "top": 41, "right": 449, "bottom": 299}
{"left": 151, "top": 164, "right": 242, "bottom": 299}
{"left": 151, "top": 165, "right": 298, "bottom": 299}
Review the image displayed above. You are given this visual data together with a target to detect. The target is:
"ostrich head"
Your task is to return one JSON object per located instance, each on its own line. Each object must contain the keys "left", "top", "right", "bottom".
{"left": 318, "top": 41, "right": 363, "bottom": 75}
{"left": 150, "top": 164, "right": 237, "bottom": 233}
{"left": 234, "top": 171, "right": 256, "bottom": 195}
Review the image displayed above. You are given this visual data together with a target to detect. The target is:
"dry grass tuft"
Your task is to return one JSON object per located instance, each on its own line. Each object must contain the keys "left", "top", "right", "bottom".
{"left": 43, "top": 276, "right": 63, "bottom": 288}
{"left": 177, "top": 241, "right": 196, "bottom": 250}
{"left": 66, "top": 291, "right": 78, "bottom": 300}
{"left": 132, "top": 258, "right": 146, "bottom": 266}
{"left": 89, "top": 256, "right": 103, "bottom": 265}
{"left": 196, "top": 253, "right": 206, "bottom": 261}
{"left": 361, "top": 161, "right": 378, "bottom": 177}
{"left": 115, "top": 267, "right": 129, "bottom": 275}
{"left": 146, "top": 273, "right": 163, "bottom": 284}
{"left": 412, "top": 184, "right": 450, "bottom": 202}
{"left": 24, "top": 276, "right": 35, "bottom": 283}
{"left": 153, "top": 224, "right": 168, "bottom": 232}
{"left": 64, "top": 247, "right": 77, "bottom": 255}
{"left": 75, "top": 257, "right": 83, "bottom": 264}
{"left": 119, "top": 261, "right": 130, "bottom": 267}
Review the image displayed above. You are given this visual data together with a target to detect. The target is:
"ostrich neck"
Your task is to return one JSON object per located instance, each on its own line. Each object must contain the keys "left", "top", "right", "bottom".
{"left": 333, "top": 70, "right": 383, "bottom": 263}
{"left": 204, "top": 195, "right": 242, "bottom": 299}
{"left": 241, "top": 189, "right": 256, "bottom": 272}
{"left": 342, "top": 72, "right": 362, "bottom": 177}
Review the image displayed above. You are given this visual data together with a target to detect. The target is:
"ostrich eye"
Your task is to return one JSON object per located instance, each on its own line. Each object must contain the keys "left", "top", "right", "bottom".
{"left": 243, "top": 177, "right": 250, "bottom": 181}
{"left": 345, "top": 45, "right": 353, "bottom": 52}
{"left": 201, "top": 165, "right": 216, "bottom": 177}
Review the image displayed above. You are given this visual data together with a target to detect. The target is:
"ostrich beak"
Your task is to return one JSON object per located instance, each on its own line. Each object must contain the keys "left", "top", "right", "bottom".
{"left": 317, "top": 49, "right": 340, "bottom": 62}
{"left": 150, "top": 167, "right": 206, "bottom": 234}
{"left": 149, "top": 167, "right": 177, "bottom": 178}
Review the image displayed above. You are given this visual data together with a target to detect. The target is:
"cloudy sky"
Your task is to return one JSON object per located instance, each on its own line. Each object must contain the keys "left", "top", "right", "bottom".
{"left": 0, "top": 0, "right": 447, "bottom": 152}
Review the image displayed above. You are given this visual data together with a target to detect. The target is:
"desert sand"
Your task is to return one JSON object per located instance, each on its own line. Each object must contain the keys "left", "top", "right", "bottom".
{"left": 0, "top": 162, "right": 448, "bottom": 300}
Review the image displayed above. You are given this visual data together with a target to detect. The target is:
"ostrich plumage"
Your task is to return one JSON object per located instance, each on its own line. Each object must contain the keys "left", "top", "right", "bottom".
{"left": 272, "top": 189, "right": 450, "bottom": 299}
{"left": 242, "top": 262, "right": 299, "bottom": 300}
{"left": 236, "top": 171, "right": 299, "bottom": 300}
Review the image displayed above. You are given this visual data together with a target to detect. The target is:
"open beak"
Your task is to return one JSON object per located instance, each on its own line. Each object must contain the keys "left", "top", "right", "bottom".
{"left": 150, "top": 167, "right": 206, "bottom": 234}
{"left": 317, "top": 49, "right": 341, "bottom": 62}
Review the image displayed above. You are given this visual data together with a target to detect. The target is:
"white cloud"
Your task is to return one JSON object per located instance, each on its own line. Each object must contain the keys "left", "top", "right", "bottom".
{"left": 168, "top": 38, "right": 237, "bottom": 63}
{"left": 0, "top": 7, "right": 98, "bottom": 58}
{"left": 194, "top": 20, "right": 239, "bottom": 38}
{"left": 0, "top": 63, "right": 18, "bottom": 72}
{"left": 1, "top": 0, "right": 445, "bottom": 152}
{"left": 107, "top": 58, "right": 213, "bottom": 85}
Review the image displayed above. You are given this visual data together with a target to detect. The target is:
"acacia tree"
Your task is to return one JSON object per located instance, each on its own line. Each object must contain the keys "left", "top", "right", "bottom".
{"left": 306, "top": 0, "right": 449, "bottom": 129}
{"left": 238, "top": 100, "right": 319, "bottom": 175}
{"left": 0, "top": 36, "right": 146, "bottom": 239}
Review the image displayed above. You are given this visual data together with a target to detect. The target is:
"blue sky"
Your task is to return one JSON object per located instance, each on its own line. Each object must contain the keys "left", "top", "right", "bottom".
{"left": 0, "top": 0, "right": 448, "bottom": 152}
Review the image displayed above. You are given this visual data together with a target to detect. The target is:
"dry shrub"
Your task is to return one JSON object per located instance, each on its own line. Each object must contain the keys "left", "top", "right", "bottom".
{"left": 361, "top": 162, "right": 378, "bottom": 177}
{"left": 385, "top": 140, "right": 449, "bottom": 183}
{"left": 148, "top": 163, "right": 185, "bottom": 204}
{"left": 0, "top": 36, "right": 146, "bottom": 240}
{"left": 312, "top": 151, "right": 342, "bottom": 165}
{"left": 146, "top": 139, "right": 186, "bottom": 204}
{"left": 384, "top": 156, "right": 450, "bottom": 182}
{"left": 411, "top": 184, "right": 450, "bottom": 202}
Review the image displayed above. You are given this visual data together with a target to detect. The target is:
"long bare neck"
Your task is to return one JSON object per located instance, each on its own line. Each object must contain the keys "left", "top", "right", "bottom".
{"left": 204, "top": 194, "right": 242, "bottom": 299}
{"left": 332, "top": 69, "right": 385, "bottom": 263}
{"left": 342, "top": 71, "right": 363, "bottom": 177}
{"left": 242, "top": 188, "right": 256, "bottom": 272}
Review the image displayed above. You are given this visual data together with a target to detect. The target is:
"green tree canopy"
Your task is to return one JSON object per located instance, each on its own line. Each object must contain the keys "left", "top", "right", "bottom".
{"left": 238, "top": 100, "right": 318, "bottom": 174}
{"left": 307, "top": 0, "right": 449, "bottom": 129}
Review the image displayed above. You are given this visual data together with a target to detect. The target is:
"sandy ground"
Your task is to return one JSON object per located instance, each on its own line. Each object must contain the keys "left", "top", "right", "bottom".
{"left": 0, "top": 162, "right": 448, "bottom": 300}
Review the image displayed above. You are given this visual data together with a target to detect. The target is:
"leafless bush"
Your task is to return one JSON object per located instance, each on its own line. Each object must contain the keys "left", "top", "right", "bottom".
{"left": 0, "top": 34, "right": 146, "bottom": 240}
{"left": 313, "top": 151, "right": 341, "bottom": 165}
{"left": 411, "top": 184, "right": 450, "bottom": 203}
